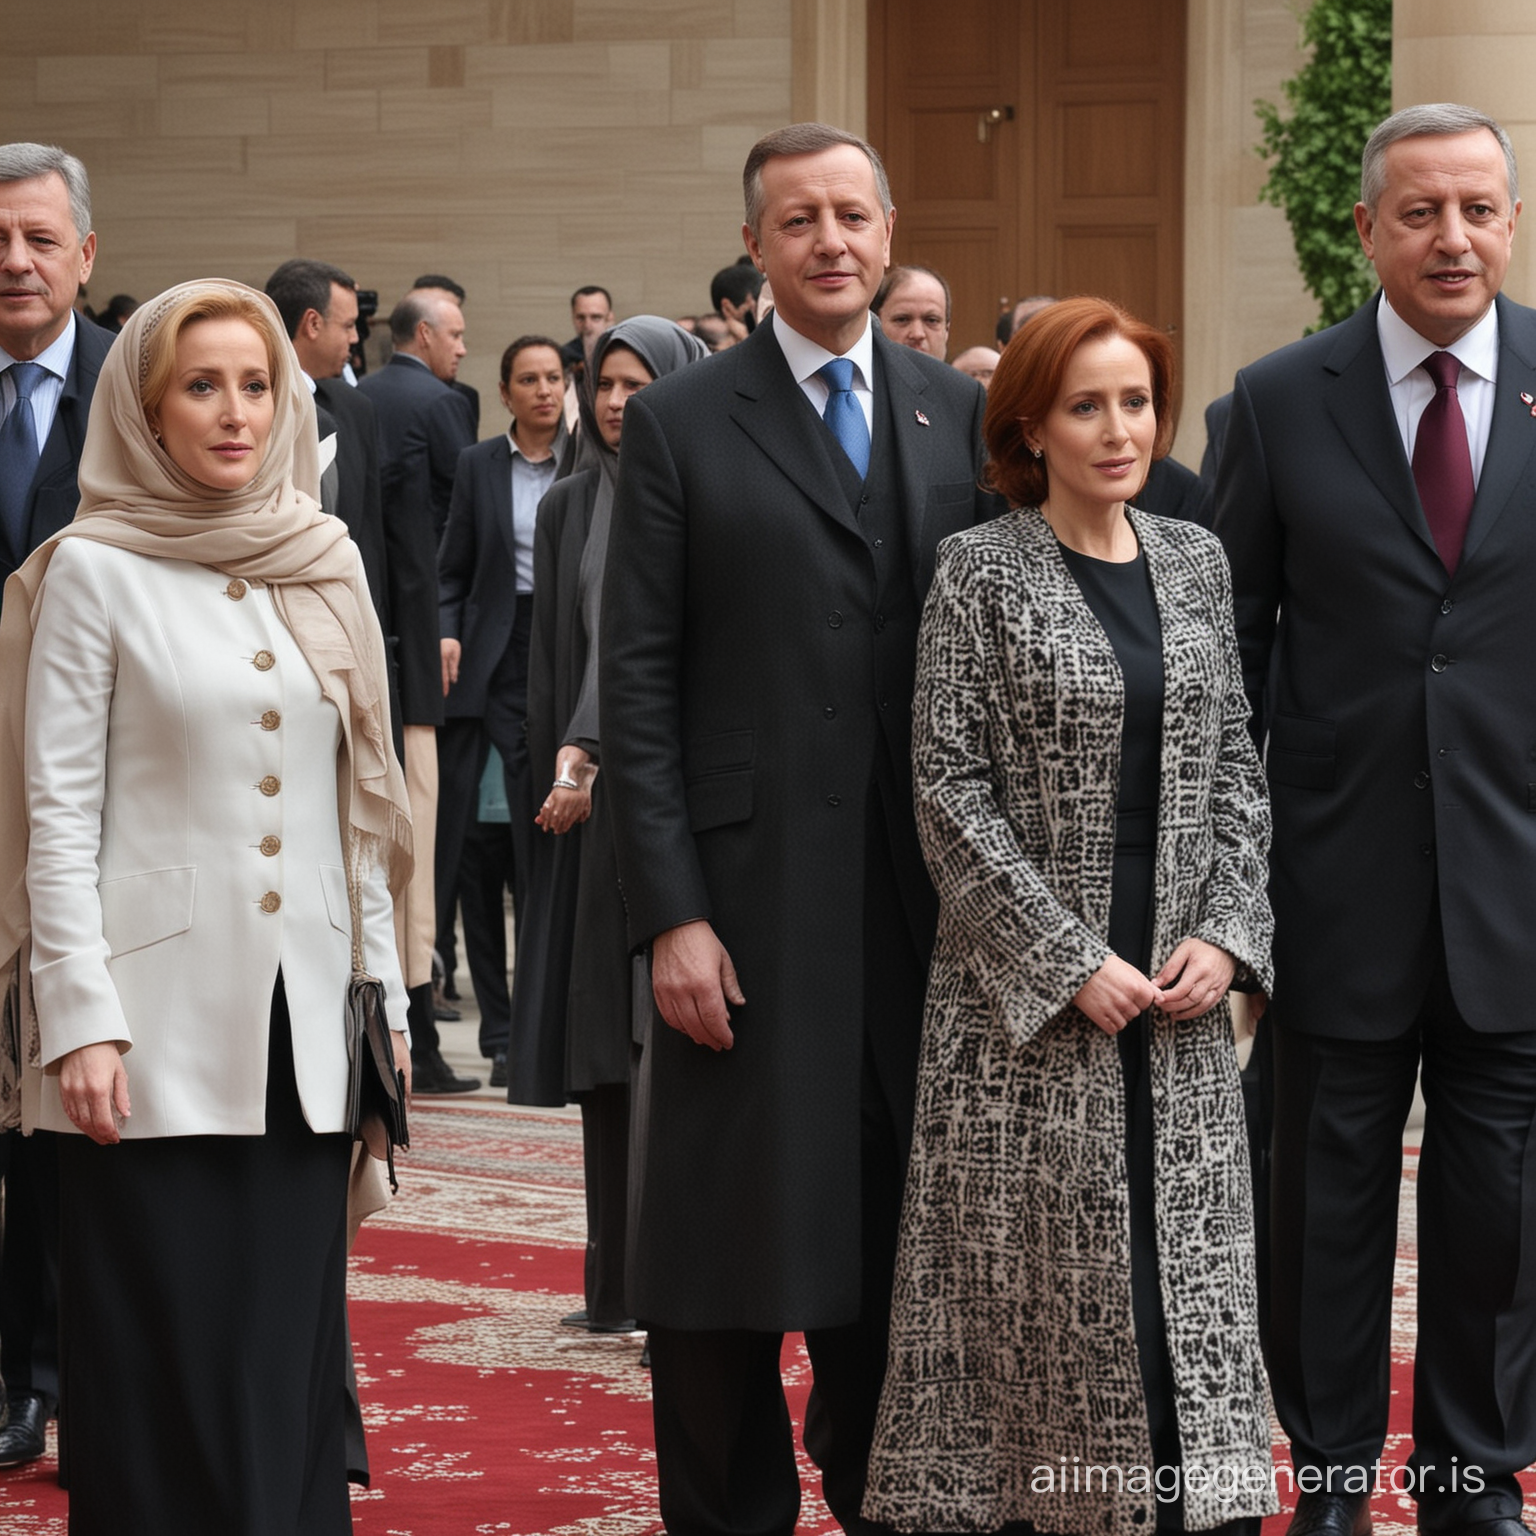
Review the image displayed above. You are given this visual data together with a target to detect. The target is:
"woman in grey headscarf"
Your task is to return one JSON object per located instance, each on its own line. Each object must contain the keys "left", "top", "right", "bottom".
{"left": 518, "top": 316, "right": 705, "bottom": 1330}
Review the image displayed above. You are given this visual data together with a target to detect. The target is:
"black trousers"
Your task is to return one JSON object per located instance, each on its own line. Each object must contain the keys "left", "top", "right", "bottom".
{"left": 434, "top": 606, "right": 534, "bottom": 1057}
{"left": 1268, "top": 929, "right": 1536, "bottom": 1526}
{"left": 457, "top": 816, "right": 515, "bottom": 1057}
{"left": 0, "top": 1125, "right": 60, "bottom": 1408}
{"left": 579, "top": 1080, "right": 631, "bottom": 1326}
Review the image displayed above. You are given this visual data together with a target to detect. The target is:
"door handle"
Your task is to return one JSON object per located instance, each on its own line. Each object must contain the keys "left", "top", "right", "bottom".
{"left": 978, "top": 106, "right": 1015, "bottom": 143}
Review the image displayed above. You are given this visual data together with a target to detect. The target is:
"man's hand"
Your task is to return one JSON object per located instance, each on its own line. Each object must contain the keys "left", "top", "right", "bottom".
{"left": 1153, "top": 937, "right": 1237, "bottom": 1021}
{"left": 440, "top": 637, "right": 462, "bottom": 697}
{"left": 58, "top": 1042, "right": 130, "bottom": 1145}
{"left": 652, "top": 920, "right": 745, "bottom": 1051}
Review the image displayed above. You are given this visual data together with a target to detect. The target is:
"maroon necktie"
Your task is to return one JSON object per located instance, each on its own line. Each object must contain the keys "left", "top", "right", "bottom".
{"left": 1412, "top": 351, "right": 1475, "bottom": 573}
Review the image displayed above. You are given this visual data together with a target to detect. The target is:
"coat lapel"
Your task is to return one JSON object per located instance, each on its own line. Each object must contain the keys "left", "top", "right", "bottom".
{"left": 1461, "top": 292, "right": 1536, "bottom": 566}
{"left": 1319, "top": 299, "right": 1438, "bottom": 560}
{"left": 872, "top": 332, "right": 940, "bottom": 564}
{"left": 728, "top": 321, "right": 863, "bottom": 539}
{"left": 486, "top": 435, "right": 518, "bottom": 568}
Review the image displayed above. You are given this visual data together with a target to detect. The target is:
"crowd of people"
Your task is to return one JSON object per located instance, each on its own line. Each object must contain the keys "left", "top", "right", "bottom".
{"left": 0, "top": 96, "right": 1532, "bottom": 1536}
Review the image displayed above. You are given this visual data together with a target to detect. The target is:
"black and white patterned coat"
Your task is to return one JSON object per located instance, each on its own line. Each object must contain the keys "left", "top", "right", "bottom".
{"left": 864, "top": 507, "right": 1276, "bottom": 1536}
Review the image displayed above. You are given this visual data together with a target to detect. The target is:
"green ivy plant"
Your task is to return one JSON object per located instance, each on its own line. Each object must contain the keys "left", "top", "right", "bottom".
{"left": 1255, "top": 0, "right": 1393, "bottom": 333}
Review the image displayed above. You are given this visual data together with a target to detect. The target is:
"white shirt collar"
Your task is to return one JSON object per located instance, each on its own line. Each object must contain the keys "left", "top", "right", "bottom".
{"left": 772, "top": 311, "right": 876, "bottom": 390}
{"left": 505, "top": 424, "right": 566, "bottom": 465}
{"left": 1377, "top": 292, "right": 1499, "bottom": 387}
{"left": 0, "top": 311, "right": 78, "bottom": 380}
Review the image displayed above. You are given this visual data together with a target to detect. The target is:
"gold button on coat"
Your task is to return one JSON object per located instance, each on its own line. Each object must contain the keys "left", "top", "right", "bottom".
{"left": 258, "top": 891, "right": 281, "bottom": 913}
{"left": 225, "top": 579, "right": 247, "bottom": 600}
{"left": 259, "top": 836, "right": 281, "bottom": 856}
{"left": 253, "top": 650, "right": 275, "bottom": 672}
{"left": 260, "top": 710, "right": 280, "bottom": 731}
{"left": 258, "top": 775, "right": 281, "bottom": 797}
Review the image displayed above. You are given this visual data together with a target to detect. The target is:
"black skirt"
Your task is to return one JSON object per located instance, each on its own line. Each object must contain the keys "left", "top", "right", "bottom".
{"left": 57, "top": 975, "right": 354, "bottom": 1535}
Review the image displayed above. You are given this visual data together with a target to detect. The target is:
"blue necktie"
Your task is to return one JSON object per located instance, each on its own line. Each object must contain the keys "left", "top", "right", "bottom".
{"left": 818, "top": 358, "right": 870, "bottom": 479}
{"left": 0, "top": 362, "right": 46, "bottom": 560}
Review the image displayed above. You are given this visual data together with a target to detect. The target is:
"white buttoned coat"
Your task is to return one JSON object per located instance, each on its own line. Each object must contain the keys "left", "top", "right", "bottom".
{"left": 22, "top": 537, "right": 405, "bottom": 1137}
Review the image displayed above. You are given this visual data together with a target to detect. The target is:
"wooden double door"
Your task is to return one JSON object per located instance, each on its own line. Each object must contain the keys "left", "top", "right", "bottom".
{"left": 868, "top": 0, "right": 1186, "bottom": 359}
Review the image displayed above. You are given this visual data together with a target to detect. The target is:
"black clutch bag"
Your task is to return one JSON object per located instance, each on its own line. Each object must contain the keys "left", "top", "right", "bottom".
{"left": 344, "top": 850, "right": 409, "bottom": 1191}
{"left": 345, "top": 968, "right": 409, "bottom": 1192}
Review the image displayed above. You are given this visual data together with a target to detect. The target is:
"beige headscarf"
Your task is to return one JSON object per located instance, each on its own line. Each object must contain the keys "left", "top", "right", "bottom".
{"left": 0, "top": 280, "right": 412, "bottom": 1090}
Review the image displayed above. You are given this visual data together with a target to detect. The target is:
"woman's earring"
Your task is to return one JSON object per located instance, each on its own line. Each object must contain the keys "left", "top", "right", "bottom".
{"left": 1030, "top": 446, "right": 1042, "bottom": 459}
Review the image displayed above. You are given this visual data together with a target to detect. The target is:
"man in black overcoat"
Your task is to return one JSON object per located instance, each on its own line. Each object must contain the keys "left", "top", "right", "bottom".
{"left": 600, "top": 123, "right": 995, "bottom": 1536}
{"left": 1216, "top": 103, "right": 1536, "bottom": 1536}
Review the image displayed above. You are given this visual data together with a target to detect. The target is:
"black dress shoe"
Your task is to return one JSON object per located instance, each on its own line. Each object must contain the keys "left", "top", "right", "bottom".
{"left": 561, "top": 1308, "right": 590, "bottom": 1328}
{"left": 0, "top": 1390, "right": 52, "bottom": 1468}
{"left": 1287, "top": 1492, "right": 1372, "bottom": 1536}
{"left": 410, "top": 1050, "right": 480, "bottom": 1095}
{"left": 1434, "top": 1522, "right": 1534, "bottom": 1536}
{"left": 433, "top": 1001, "right": 462, "bottom": 1022}
{"left": 488, "top": 1050, "right": 508, "bottom": 1089}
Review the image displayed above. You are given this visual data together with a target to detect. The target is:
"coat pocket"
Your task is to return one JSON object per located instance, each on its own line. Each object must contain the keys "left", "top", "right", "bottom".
{"left": 98, "top": 867, "right": 196, "bottom": 958}
{"left": 685, "top": 729, "right": 754, "bottom": 832}
{"left": 319, "top": 864, "right": 352, "bottom": 935}
{"left": 1266, "top": 712, "right": 1336, "bottom": 790}
{"left": 922, "top": 482, "right": 978, "bottom": 546}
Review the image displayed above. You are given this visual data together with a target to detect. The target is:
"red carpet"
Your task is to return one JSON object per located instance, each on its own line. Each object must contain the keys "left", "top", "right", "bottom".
{"left": 2, "top": 1118, "right": 1531, "bottom": 1533}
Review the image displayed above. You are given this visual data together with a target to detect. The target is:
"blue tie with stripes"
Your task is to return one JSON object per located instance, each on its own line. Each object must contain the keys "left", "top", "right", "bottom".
{"left": 0, "top": 362, "right": 45, "bottom": 557}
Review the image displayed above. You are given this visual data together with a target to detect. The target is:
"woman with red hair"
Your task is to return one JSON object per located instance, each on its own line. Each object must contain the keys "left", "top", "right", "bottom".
{"left": 865, "top": 297, "right": 1275, "bottom": 1536}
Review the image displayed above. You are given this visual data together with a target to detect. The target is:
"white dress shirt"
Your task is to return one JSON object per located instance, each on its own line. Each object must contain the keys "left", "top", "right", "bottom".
{"left": 772, "top": 311, "right": 877, "bottom": 438}
{"left": 1377, "top": 293, "right": 1498, "bottom": 487}
{"left": 0, "top": 313, "right": 78, "bottom": 453}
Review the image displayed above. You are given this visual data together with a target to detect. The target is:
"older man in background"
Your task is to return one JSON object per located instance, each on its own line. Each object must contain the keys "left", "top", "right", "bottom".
{"left": 0, "top": 140, "right": 107, "bottom": 1469}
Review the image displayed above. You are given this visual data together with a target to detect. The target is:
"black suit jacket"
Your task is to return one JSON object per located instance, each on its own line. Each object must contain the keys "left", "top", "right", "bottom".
{"left": 1136, "top": 453, "right": 1213, "bottom": 527}
{"left": 356, "top": 354, "right": 474, "bottom": 726}
{"left": 2, "top": 316, "right": 114, "bottom": 592}
{"left": 599, "top": 318, "right": 996, "bottom": 1329}
{"left": 438, "top": 434, "right": 526, "bottom": 719}
{"left": 1216, "top": 291, "right": 1536, "bottom": 1038}
{"left": 313, "top": 378, "right": 388, "bottom": 627}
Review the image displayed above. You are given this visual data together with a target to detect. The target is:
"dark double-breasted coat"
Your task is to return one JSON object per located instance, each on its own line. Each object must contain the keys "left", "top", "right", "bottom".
{"left": 863, "top": 508, "right": 1275, "bottom": 1536}
{"left": 599, "top": 317, "right": 996, "bottom": 1330}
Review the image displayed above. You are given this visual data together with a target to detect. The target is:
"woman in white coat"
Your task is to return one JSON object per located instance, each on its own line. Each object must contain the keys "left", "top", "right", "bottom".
{"left": 0, "top": 279, "right": 411, "bottom": 1533}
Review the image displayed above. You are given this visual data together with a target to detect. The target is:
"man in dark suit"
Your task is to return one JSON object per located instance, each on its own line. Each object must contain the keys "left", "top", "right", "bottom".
{"left": 0, "top": 140, "right": 107, "bottom": 1468}
{"left": 1216, "top": 103, "right": 1536, "bottom": 1536}
{"left": 264, "top": 259, "right": 389, "bottom": 624}
{"left": 411, "top": 273, "right": 480, "bottom": 435}
{"left": 357, "top": 291, "right": 479, "bottom": 1093}
{"left": 600, "top": 123, "right": 995, "bottom": 1536}
{"left": 558, "top": 284, "right": 613, "bottom": 371}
